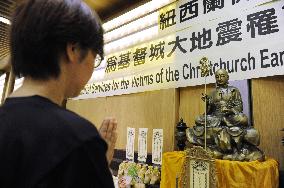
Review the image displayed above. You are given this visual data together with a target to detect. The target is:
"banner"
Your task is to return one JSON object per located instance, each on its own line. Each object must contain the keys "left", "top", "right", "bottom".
{"left": 152, "top": 129, "right": 163, "bottom": 165}
{"left": 158, "top": 0, "right": 271, "bottom": 35}
{"left": 126, "top": 127, "right": 135, "bottom": 161}
{"left": 138, "top": 128, "right": 148, "bottom": 162}
{"left": 77, "top": 0, "right": 284, "bottom": 99}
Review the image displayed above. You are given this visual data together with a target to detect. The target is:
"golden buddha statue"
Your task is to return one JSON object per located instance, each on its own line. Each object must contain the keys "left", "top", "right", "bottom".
{"left": 187, "top": 69, "right": 264, "bottom": 161}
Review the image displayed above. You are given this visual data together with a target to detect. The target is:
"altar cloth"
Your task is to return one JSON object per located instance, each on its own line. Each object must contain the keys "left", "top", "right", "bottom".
{"left": 160, "top": 151, "right": 279, "bottom": 188}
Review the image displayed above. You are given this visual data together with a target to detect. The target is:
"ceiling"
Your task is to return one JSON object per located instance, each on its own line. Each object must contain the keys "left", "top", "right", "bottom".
{"left": 0, "top": 0, "right": 13, "bottom": 62}
{"left": 85, "top": 0, "right": 149, "bottom": 22}
{"left": 0, "top": 0, "right": 149, "bottom": 66}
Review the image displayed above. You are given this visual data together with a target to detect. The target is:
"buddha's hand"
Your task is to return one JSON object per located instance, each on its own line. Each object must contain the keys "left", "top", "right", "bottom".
{"left": 221, "top": 106, "right": 234, "bottom": 115}
{"left": 201, "top": 93, "right": 209, "bottom": 102}
{"left": 99, "top": 117, "right": 118, "bottom": 165}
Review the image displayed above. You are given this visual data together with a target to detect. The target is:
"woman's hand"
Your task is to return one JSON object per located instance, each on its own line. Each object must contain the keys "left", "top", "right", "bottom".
{"left": 99, "top": 117, "right": 117, "bottom": 165}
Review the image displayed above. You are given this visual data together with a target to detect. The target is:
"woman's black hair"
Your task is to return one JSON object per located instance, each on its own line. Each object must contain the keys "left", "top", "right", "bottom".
{"left": 10, "top": 0, "right": 104, "bottom": 79}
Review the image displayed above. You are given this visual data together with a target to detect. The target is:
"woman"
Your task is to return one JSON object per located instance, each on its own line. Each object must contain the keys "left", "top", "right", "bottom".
{"left": 0, "top": 0, "right": 117, "bottom": 187}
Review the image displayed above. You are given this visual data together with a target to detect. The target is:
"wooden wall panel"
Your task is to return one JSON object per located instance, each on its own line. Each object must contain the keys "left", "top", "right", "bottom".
{"left": 179, "top": 84, "right": 214, "bottom": 127}
{"left": 67, "top": 89, "right": 179, "bottom": 152}
{"left": 67, "top": 97, "right": 107, "bottom": 129}
{"left": 252, "top": 76, "right": 284, "bottom": 170}
{"left": 67, "top": 76, "right": 284, "bottom": 170}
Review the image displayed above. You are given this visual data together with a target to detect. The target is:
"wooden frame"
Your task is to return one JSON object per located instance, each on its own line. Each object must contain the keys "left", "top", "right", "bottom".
{"left": 0, "top": 57, "right": 15, "bottom": 104}
{"left": 180, "top": 146, "right": 217, "bottom": 188}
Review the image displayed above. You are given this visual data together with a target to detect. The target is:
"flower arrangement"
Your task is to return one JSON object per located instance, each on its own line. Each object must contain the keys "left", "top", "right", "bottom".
{"left": 117, "top": 161, "right": 160, "bottom": 188}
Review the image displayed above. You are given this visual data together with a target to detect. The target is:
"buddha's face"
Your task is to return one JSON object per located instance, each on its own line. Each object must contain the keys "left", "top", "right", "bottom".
{"left": 215, "top": 69, "right": 229, "bottom": 86}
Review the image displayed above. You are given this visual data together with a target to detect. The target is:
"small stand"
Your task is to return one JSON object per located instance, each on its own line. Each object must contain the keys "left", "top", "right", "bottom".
{"left": 176, "top": 118, "right": 188, "bottom": 151}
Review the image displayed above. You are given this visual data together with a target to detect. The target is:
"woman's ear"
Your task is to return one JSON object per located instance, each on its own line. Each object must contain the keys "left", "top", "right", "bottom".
{"left": 66, "top": 43, "right": 80, "bottom": 64}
